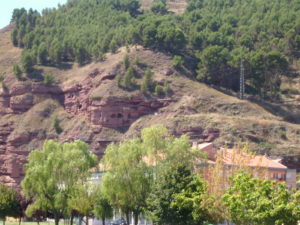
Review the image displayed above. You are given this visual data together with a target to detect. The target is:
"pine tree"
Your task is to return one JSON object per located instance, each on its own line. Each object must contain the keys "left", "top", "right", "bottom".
{"left": 13, "top": 63, "right": 22, "bottom": 80}
{"left": 21, "top": 51, "right": 34, "bottom": 73}
{"left": 37, "top": 43, "right": 48, "bottom": 65}
{"left": 141, "top": 69, "right": 153, "bottom": 94}
{"left": 123, "top": 67, "right": 135, "bottom": 88}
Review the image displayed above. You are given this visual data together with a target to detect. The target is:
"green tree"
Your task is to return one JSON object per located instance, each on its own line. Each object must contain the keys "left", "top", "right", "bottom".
{"left": 112, "top": 0, "right": 141, "bottom": 16}
{"left": 13, "top": 63, "right": 22, "bottom": 81}
{"left": 11, "top": 28, "right": 18, "bottom": 47}
{"left": 116, "top": 74, "right": 122, "bottom": 87}
{"left": 123, "top": 54, "right": 130, "bottom": 70}
{"left": 154, "top": 84, "right": 164, "bottom": 96}
{"left": 53, "top": 116, "right": 62, "bottom": 133}
{"left": 22, "top": 140, "right": 98, "bottom": 225}
{"left": 141, "top": 69, "right": 153, "bottom": 94}
{"left": 37, "top": 43, "right": 48, "bottom": 65}
{"left": 68, "top": 184, "right": 95, "bottom": 225}
{"left": 109, "top": 39, "right": 118, "bottom": 54}
{"left": 93, "top": 187, "right": 113, "bottom": 225}
{"left": 249, "top": 50, "right": 288, "bottom": 97}
{"left": 21, "top": 51, "right": 34, "bottom": 73}
{"left": 50, "top": 41, "right": 63, "bottom": 65}
{"left": 147, "top": 163, "right": 201, "bottom": 225}
{"left": 172, "top": 55, "right": 184, "bottom": 69}
{"left": 197, "top": 46, "right": 236, "bottom": 89}
{"left": 150, "top": 0, "right": 168, "bottom": 14}
{"left": 123, "top": 66, "right": 135, "bottom": 89}
{"left": 102, "top": 138, "right": 152, "bottom": 225}
{"left": 43, "top": 73, "right": 54, "bottom": 86}
{"left": 163, "top": 80, "right": 171, "bottom": 96}
{"left": 143, "top": 125, "right": 204, "bottom": 224}
{"left": 223, "top": 172, "right": 300, "bottom": 225}
{"left": 172, "top": 176, "right": 213, "bottom": 225}
{"left": 0, "top": 184, "right": 20, "bottom": 225}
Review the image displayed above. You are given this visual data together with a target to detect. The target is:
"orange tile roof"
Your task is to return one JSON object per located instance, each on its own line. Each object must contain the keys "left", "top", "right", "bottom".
{"left": 220, "top": 149, "right": 287, "bottom": 170}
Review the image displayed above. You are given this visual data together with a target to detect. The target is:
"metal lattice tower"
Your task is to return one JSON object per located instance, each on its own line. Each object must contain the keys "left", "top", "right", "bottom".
{"left": 240, "top": 59, "right": 245, "bottom": 100}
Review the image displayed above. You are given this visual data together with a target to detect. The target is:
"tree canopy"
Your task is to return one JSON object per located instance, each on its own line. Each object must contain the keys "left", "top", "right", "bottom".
{"left": 11, "top": 0, "right": 300, "bottom": 98}
{"left": 0, "top": 184, "right": 20, "bottom": 225}
{"left": 223, "top": 172, "right": 300, "bottom": 225}
{"left": 21, "top": 140, "right": 97, "bottom": 225}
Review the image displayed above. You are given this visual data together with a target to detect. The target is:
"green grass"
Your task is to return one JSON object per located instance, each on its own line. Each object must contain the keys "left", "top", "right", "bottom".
{"left": 5, "top": 222, "right": 54, "bottom": 225}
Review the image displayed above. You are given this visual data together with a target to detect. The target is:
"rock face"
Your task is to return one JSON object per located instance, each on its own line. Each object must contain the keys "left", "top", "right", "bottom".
{"left": 0, "top": 70, "right": 169, "bottom": 189}
{"left": 89, "top": 98, "right": 163, "bottom": 128}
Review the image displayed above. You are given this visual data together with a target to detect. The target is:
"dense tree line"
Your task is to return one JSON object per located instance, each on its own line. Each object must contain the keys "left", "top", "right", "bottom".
{"left": 2, "top": 126, "right": 300, "bottom": 225}
{"left": 10, "top": 0, "right": 300, "bottom": 97}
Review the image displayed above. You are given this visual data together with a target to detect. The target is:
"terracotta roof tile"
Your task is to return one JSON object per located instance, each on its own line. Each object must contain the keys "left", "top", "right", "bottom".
{"left": 220, "top": 149, "right": 287, "bottom": 169}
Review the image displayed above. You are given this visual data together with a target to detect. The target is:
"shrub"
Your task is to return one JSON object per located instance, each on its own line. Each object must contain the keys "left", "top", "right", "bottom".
{"left": 123, "top": 67, "right": 135, "bottom": 89}
{"left": 150, "top": 0, "right": 168, "bottom": 14}
{"left": 0, "top": 73, "right": 6, "bottom": 89}
{"left": 116, "top": 74, "right": 122, "bottom": 87}
{"left": 172, "top": 55, "right": 184, "bottom": 69}
{"left": 21, "top": 51, "right": 34, "bottom": 73}
{"left": 141, "top": 69, "right": 153, "bottom": 94}
{"left": 43, "top": 73, "right": 54, "bottom": 86}
{"left": 53, "top": 116, "right": 62, "bottom": 134}
{"left": 126, "top": 44, "right": 131, "bottom": 53}
{"left": 13, "top": 63, "right": 22, "bottom": 80}
{"left": 134, "top": 56, "right": 147, "bottom": 68}
{"left": 109, "top": 39, "right": 118, "bottom": 53}
{"left": 37, "top": 43, "right": 48, "bottom": 65}
{"left": 124, "top": 54, "right": 130, "bottom": 70}
{"left": 163, "top": 80, "right": 172, "bottom": 96}
{"left": 0, "top": 73, "right": 4, "bottom": 82}
{"left": 154, "top": 84, "right": 164, "bottom": 96}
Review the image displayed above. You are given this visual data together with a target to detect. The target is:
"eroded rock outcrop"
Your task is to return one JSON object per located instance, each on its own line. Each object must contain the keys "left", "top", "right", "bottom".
{"left": 0, "top": 69, "right": 168, "bottom": 188}
{"left": 89, "top": 97, "right": 163, "bottom": 128}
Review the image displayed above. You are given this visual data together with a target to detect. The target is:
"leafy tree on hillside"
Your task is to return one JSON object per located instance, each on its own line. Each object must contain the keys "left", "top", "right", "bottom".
{"left": 109, "top": 39, "right": 118, "bottom": 54}
{"left": 150, "top": 0, "right": 168, "bottom": 14}
{"left": 112, "top": 0, "right": 141, "bottom": 16}
{"left": 10, "top": 0, "right": 300, "bottom": 98}
{"left": 13, "top": 63, "right": 22, "bottom": 80}
{"left": 163, "top": 80, "right": 172, "bottom": 96}
{"left": 21, "top": 51, "right": 34, "bottom": 73}
{"left": 37, "top": 43, "right": 48, "bottom": 65}
{"left": 11, "top": 28, "right": 18, "bottom": 47}
{"left": 141, "top": 69, "right": 153, "bottom": 94}
{"left": 22, "top": 140, "right": 97, "bottom": 225}
{"left": 50, "top": 40, "right": 63, "bottom": 65}
{"left": 43, "top": 73, "right": 54, "bottom": 86}
{"left": 249, "top": 50, "right": 288, "bottom": 97}
{"left": 197, "top": 45, "right": 238, "bottom": 90}
{"left": 123, "top": 66, "right": 136, "bottom": 89}
{"left": 123, "top": 54, "right": 130, "bottom": 69}
{"left": 154, "top": 84, "right": 164, "bottom": 96}
{"left": 173, "top": 55, "right": 184, "bottom": 69}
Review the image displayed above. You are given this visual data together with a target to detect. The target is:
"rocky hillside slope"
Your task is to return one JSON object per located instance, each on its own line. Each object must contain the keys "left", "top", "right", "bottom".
{"left": 0, "top": 24, "right": 300, "bottom": 188}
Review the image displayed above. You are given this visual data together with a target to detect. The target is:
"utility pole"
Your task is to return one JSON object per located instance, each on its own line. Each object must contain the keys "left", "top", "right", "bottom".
{"left": 240, "top": 59, "right": 245, "bottom": 100}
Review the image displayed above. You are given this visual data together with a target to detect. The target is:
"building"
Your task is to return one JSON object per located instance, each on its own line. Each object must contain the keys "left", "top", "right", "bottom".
{"left": 194, "top": 143, "right": 297, "bottom": 189}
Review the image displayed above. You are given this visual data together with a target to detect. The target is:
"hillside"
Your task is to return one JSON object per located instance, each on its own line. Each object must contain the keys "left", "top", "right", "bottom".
{"left": 1, "top": 0, "right": 300, "bottom": 188}
{"left": 1, "top": 22, "right": 300, "bottom": 188}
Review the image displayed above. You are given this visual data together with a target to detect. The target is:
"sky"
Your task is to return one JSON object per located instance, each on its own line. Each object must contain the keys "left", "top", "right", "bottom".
{"left": 0, "top": 0, "right": 67, "bottom": 29}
